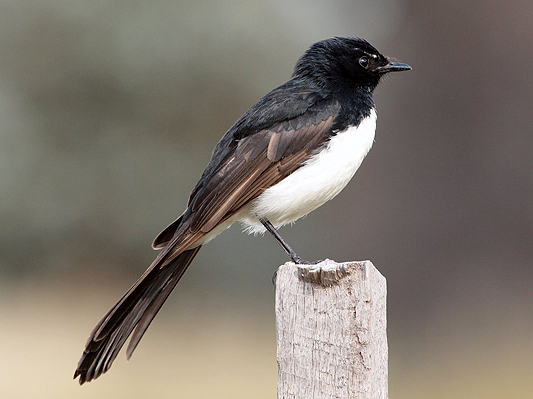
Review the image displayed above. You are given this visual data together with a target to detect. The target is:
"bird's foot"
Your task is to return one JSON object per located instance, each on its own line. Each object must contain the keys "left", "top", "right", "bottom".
{"left": 272, "top": 269, "right": 278, "bottom": 286}
{"left": 289, "top": 253, "right": 323, "bottom": 265}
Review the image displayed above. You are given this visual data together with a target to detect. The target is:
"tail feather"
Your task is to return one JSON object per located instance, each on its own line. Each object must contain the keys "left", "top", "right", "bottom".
{"left": 74, "top": 246, "right": 201, "bottom": 384}
{"left": 126, "top": 264, "right": 187, "bottom": 359}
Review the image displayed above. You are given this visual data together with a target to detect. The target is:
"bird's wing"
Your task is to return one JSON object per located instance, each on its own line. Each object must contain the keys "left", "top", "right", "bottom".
{"left": 154, "top": 86, "right": 340, "bottom": 262}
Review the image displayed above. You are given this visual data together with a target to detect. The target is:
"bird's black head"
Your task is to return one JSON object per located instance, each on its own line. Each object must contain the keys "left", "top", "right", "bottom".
{"left": 293, "top": 37, "right": 411, "bottom": 92}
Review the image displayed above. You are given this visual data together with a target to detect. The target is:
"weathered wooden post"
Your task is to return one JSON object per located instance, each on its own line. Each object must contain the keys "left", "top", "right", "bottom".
{"left": 275, "top": 259, "right": 388, "bottom": 399}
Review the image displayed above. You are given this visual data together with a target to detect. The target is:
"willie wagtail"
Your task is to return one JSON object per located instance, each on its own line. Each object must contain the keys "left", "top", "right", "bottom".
{"left": 74, "top": 37, "right": 411, "bottom": 384}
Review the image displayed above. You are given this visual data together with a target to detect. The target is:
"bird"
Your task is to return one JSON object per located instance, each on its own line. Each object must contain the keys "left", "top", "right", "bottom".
{"left": 74, "top": 37, "right": 411, "bottom": 384}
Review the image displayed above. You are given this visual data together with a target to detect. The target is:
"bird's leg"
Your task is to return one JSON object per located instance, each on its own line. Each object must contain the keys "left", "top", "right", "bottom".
{"left": 259, "top": 217, "right": 310, "bottom": 265}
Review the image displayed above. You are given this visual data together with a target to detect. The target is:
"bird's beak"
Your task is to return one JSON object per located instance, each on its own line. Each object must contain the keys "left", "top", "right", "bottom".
{"left": 376, "top": 61, "right": 412, "bottom": 73}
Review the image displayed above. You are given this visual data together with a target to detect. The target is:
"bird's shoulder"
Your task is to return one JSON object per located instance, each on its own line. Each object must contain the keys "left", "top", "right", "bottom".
{"left": 229, "top": 79, "right": 337, "bottom": 139}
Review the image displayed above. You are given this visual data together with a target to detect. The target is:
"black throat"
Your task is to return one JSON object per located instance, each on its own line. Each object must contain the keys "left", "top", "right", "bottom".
{"left": 328, "top": 83, "right": 376, "bottom": 134}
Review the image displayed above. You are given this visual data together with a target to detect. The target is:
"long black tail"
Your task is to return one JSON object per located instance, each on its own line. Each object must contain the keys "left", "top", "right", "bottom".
{"left": 74, "top": 246, "right": 201, "bottom": 384}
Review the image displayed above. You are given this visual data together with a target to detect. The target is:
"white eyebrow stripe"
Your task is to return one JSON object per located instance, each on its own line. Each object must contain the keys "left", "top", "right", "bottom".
{"left": 359, "top": 50, "right": 378, "bottom": 59}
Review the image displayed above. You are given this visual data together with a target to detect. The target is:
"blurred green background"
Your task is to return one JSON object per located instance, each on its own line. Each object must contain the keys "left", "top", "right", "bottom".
{"left": 1, "top": 0, "right": 532, "bottom": 397}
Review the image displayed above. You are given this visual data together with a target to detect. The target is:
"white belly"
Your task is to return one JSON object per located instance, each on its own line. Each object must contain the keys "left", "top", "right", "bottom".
{"left": 240, "top": 109, "right": 377, "bottom": 234}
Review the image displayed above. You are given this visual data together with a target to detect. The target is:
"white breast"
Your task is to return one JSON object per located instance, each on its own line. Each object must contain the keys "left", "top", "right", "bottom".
{"left": 241, "top": 109, "right": 377, "bottom": 234}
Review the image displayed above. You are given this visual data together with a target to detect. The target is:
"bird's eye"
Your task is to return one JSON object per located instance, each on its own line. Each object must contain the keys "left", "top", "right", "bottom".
{"left": 359, "top": 56, "right": 369, "bottom": 68}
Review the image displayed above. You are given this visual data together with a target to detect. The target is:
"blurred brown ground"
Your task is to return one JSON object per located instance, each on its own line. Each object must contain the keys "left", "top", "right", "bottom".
{"left": 1, "top": 0, "right": 533, "bottom": 397}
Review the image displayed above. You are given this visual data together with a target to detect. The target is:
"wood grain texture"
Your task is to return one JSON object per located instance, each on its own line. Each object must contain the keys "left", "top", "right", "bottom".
{"left": 275, "top": 260, "right": 387, "bottom": 399}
